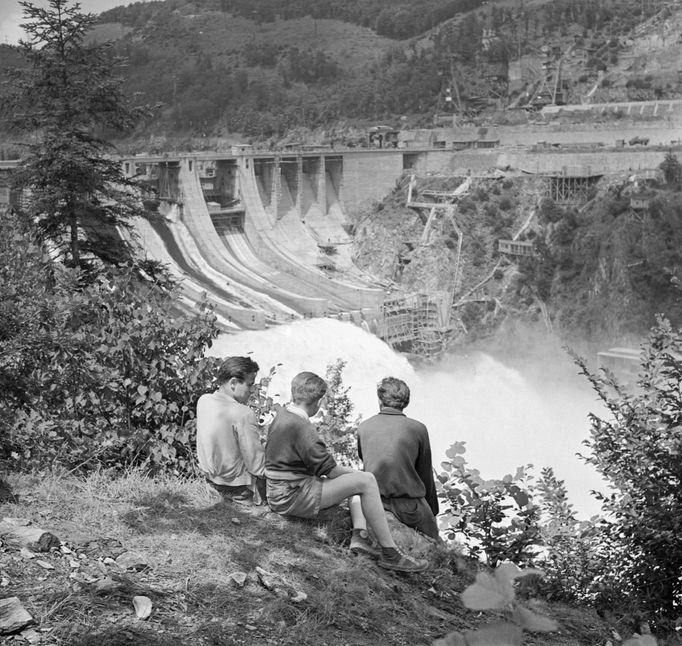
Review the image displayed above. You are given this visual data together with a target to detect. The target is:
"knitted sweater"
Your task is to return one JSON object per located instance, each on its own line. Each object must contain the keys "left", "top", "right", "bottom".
{"left": 265, "top": 408, "right": 336, "bottom": 479}
{"left": 357, "top": 407, "right": 439, "bottom": 515}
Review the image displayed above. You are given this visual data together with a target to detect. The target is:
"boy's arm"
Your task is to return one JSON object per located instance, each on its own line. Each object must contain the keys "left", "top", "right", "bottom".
{"left": 416, "top": 428, "right": 439, "bottom": 516}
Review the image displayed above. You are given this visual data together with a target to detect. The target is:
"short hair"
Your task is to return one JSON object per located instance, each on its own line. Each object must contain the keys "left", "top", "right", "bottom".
{"left": 216, "top": 356, "right": 259, "bottom": 385}
{"left": 377, "top": 377, "right": 410, "bottom": 410}
{"left": 291, "top": 371, "right": 327, "bottom": 405}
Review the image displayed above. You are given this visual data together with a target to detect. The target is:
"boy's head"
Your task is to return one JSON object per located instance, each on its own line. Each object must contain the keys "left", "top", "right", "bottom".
{"left": 291, "top": 371, "right": 327, "bottom": 408}
{"left": 217, "top": 356, "right": 259, "bottom": 404}
{"left": 377, "top": 377, "right": 410, "bottom": 411}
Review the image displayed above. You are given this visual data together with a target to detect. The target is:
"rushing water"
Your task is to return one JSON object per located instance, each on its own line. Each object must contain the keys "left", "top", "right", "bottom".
{"left": 208, "top": 318, "right": 606, "bottom": 518}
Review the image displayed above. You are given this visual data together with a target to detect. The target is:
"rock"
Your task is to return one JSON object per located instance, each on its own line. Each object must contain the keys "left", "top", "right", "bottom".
{"left": 285, "top": 504, "right": 352, "bottom": 545}
{"left": 19, "top": 548, "right": 35, "bottom": 560}
{"left": 81, "top": 538, "right": 125, "bottom": 559}
{"left": 115, "top": 551, "right": 149, "bottom": 572}
{"left": 93, "top": 578, "right": 120, "bottom": 594}
{"left": 289, "top": 590, "right": 307, "bottom": 603}
{"left": 21, "top": 628, "right": 41, "bottom": 644}
{"left": 255, "top": 567, "right": 276, "bottom": 591}
{"left": 35, "top": 560, "right": 54, "bottom": 570}
{"left": 132, "top": 596, "right": 152, "bottom": 620}
{"left": 228, "top": 572, "right": 247, "bottom": 588}
{"left": 0, "top": 519, "right": 59, "bottom": 553}
{"left": 368, "top": 511, "right": 438, "bottom": 558}
{"left": 0, "top": 597, "right": 33, "bottom": 635}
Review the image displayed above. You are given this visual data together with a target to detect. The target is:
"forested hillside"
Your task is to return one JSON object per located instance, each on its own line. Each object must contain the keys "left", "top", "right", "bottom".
{"left": 1, "top": 0, "right": 673, "bottom": 144}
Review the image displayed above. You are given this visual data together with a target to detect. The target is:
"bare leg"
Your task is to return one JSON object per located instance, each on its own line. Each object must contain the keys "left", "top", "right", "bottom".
{"left": 348, "top": 496, "right": 366, "bottom": 530}
{"left": 320, "top": 472, "right": 396, "bottom": 548}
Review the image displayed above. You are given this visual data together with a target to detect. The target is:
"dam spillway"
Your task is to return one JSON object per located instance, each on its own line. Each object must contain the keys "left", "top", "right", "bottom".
{"left": 2, "top": 138, "right": 678, "bottom": 344}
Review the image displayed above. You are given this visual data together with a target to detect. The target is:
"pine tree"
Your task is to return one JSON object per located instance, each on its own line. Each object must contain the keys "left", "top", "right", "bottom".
{"left": 4, "top": 0, "right": 144, "bottom": 269}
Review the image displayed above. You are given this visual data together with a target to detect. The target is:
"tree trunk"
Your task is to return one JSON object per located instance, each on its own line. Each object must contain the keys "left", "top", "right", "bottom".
{"left": 69, "top": 207, "right": 79, "bottom": 266}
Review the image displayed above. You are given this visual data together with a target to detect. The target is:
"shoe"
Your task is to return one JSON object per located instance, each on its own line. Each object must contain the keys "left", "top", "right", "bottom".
{"left": 378, "top": 550, "right": 429, "bottom": 573}
{"left": 349, "top": 530, "right": 381, "bottom": 559}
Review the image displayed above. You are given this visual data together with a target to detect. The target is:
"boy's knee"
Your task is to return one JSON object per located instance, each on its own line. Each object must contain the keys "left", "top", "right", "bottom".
{"left": 358, "top": 471, "right": 377, "bottom": 491}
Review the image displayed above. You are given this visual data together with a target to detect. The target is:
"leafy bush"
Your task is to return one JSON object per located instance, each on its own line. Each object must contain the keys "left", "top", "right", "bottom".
{"left": 438, "top": 441, "right": 540, "bottom": 567}
{"left": 571, "top": 317, "right": 682, "bottom": 625}
{"left": 317, "top": 359, "right": 361, "bottom": 467}
{"left": 0, "top": 209, "right": 220, "bottom": 474}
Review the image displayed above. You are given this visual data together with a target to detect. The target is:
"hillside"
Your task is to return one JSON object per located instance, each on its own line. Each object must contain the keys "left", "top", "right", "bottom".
{"left": 352, "top": 160, "right": 682, "bottom": 350}
{"left": 0, "top": 470, "right": 614, "bottom": 646}
{"left": 4, "top": 0, "right": 682, "bottom": 145}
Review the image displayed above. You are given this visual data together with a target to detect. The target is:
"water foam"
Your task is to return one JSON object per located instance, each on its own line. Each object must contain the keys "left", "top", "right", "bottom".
{"left": 208, "top": 318, "right": 605, "bottom": 518}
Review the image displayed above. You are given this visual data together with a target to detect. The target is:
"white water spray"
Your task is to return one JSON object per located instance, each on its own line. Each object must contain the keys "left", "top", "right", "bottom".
{"left": 208, "top": 318, "right": 605, "bottom": 518}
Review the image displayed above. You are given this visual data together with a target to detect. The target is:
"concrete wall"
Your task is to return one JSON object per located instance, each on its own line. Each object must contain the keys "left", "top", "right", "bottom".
{"left": 499, "top": 150, "right": 668, "bottom": 174}
{"left": 339, "top": 151, "right": 403, "bottom": 213}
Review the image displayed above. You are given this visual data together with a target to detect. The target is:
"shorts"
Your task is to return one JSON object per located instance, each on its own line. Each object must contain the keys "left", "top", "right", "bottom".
{"left": 266, "top": 475, "right": 324, "bottom": 519}
{"left": 382, "top": 496, "right": 440, "bottom": 540}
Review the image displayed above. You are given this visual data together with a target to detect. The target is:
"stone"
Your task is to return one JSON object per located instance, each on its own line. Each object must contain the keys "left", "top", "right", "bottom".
{"left": 255, "top": 567, "right": 276, "bottom": 591}
{"left": 35, "top": 560, "right": 54, "bottom": 570}
{"left": 289, "top": 590, "right": 307, "bottom": 603}
{"left": 93, "top": 578, "right": 120, "bottom": 594}
{"left": 81, "top": 538, "right": 125, "bottom": 559}
{"left": 285, "top": 504, "right": 352, "bottom": 545}
{"left": 0, "top": 597, "right": 33, "bottom": 635}
{"left": 132, "top": 596, "right": 152, "bottom": 620}
{"left": 115, "top": 551, "right": 149, "bottom": 572}
{"left": 228, "top": 572, "right": 247, "bottom": 588}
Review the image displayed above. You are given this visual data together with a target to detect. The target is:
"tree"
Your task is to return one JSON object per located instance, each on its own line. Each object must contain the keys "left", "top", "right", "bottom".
{"left": 3, "top": 0, "right": 145, "bottom": 269}
{"left": 659, "top": 151, "right": 682, "bottom": 187}
{"left": 571, "top": 317, "right": 682, "bottom": 625}
{"left": 0, "top": 205, "right": 221, "bottom": 474}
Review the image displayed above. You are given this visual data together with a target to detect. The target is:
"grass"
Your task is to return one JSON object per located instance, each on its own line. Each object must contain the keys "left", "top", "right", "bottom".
{"left": 0, "top": 469, "right": 612, "bottom": 645}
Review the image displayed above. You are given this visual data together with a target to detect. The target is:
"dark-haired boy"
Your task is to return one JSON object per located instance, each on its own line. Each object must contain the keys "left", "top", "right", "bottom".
{"left": 196, "top": 356, "right": 266, "bottom": 504}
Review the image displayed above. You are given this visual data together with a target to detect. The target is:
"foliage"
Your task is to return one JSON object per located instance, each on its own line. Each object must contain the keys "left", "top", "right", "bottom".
{"left": 438, "top": 441, "right": 541, "bottom": 567}
{"left": 0, "top": 208, "right": 221, "bottom": 474}
{"left": 317, "top": 359, "right": 361, "bottom": 467}
{"left": 659, "top": 152, "right": 682, "bottom": 188}
{"left": 434, "top": 562, "right": 557, "bottom": 646}
{"left": 529, "top": 187, "right": 682, "bottom": 340}
{"left": 570, "top": 316, "right": 682, "bottom": 625}
{"left": 532, "top": 467, "right": 606, "bottom": 605}
{"left": 3, "top": 0, "right": 145, "bottom": 269}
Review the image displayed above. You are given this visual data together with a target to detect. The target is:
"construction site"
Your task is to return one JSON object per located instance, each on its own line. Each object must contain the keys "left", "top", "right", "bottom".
{"left": 1, "top": 121, "right": 679, "bottom": 359}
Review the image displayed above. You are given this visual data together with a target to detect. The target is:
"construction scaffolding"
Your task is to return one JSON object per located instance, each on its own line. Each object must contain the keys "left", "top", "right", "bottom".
{"left": 543, "top": 169, "right": 602, "bottom": 205}
{"left": 377, "top": 292, "right": 452, "bottom": 359}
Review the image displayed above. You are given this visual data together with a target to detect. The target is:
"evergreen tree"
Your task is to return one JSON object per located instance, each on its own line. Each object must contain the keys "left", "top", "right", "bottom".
{"left": 4, "top": 0, "right": 144, "bottom": 269}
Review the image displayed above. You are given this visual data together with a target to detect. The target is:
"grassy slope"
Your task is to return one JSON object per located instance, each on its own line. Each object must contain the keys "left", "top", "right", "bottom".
{"left": 0, "top": 471, "right": 610, "bottom": 646}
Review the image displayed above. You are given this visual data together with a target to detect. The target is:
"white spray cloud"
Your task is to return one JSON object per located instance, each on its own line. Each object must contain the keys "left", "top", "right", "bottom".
{"left": 208, "top": 318, "right": 607, "bottom": 518}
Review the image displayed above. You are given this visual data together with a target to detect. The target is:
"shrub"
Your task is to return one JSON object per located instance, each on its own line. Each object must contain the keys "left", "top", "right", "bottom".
{"left": 570, "top": 317, "right": 682, "bottom": 625}
{"left": 438, "top": 441, "right": 541, "bottom": 567}
{"left": 0, "top": 209, "right": 221, "bottom": 474}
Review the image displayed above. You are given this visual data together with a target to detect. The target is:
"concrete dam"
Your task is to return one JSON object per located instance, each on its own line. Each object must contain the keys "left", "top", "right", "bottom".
{"left": 1, "top": 138, "right": 673, "bottom": 349}
{"left": 121, "top": 143, "right": 671, "bottom": 331}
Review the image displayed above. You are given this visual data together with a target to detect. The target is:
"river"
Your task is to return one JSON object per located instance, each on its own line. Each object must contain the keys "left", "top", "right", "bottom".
{"left": 208, "top": 318, "right": 607, "bottom": 519}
